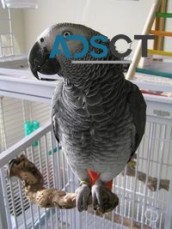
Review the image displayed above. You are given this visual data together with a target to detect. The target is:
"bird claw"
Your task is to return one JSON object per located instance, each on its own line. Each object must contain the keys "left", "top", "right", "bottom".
{"left": 92, "top": 184, "right": 119, "bottom": 213}
{"left": 76, "top": 184, "right": 91, "bottom": 212}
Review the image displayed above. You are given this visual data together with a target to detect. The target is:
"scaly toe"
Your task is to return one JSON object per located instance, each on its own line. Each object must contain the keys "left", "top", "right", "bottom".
{"left": 92, "top": 185, "right": 119, "bottom": 213}
{"left": 76, "top": 184, "right": 91, "bottom": 212}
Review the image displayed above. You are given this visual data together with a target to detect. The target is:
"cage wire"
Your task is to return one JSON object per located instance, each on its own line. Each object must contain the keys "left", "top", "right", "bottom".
{"left": 0, "top": 4, "right": 15, "bottom": 57}
{"left": 0, "top": 95, "right": 53, "bottom": 228}
{"left": 0, "top": 96, "right": 51, "bottom": 151}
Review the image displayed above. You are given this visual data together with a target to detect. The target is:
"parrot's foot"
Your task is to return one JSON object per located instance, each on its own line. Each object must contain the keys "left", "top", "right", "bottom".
{"left": 92, "top": 183, "right": 119, "bottom": 213}
{"left": 76, "top": 181, "right": 91, "bottom": 212}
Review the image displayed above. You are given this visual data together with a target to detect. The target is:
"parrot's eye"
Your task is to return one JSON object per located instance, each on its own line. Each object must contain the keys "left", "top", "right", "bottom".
{"left": 63, "top": 31, "right": 72, "bottom": 38}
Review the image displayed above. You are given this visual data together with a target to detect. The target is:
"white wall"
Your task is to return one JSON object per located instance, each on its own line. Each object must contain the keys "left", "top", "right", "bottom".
{"left": 23, "top": 0, "right": 155, "bottom": 54}
{"left": 11, "top": 9, "right": 26, "bottom": 53}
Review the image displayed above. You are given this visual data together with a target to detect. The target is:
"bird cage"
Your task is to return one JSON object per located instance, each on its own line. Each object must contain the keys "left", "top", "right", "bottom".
{"left": 0, "top": 75, "right": 172, "bottom": 229}
{"left": 0, "top": 0, "right": 32, "bottom": 71}
{"left": 0, "top": 95, "right": 51, "bottom": 151}
{"left": 0, "top": 5, "right": 14, "bottom": 57}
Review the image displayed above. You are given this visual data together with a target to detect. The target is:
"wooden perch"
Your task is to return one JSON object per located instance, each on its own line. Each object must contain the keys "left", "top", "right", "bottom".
{"left": 8, "top": 155, "right": 118, "bottom": 213}
{"left": 8, "top": 155, "right": 153, "bottom": 228}
{"left": 125, "top": 160, "right": 170, "bottom": 191}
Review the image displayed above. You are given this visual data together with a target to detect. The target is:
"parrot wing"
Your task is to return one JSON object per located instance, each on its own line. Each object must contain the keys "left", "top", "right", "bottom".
{"left": 127, "top": 82, "right": 147, "bottom": 159}
{"left": 51, "top": 79, "right": 64, "bottom": 143}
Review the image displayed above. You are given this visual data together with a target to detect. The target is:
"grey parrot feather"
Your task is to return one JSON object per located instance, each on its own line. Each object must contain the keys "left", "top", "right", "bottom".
{"left": 29, "top": 23, "right": 147, "bottom": 212}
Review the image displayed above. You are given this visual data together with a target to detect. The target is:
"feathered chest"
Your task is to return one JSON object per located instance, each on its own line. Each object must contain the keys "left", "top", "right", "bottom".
{"left": 52, "top": 82, "right": 135, "bottom": 170}
{"left": 55, "top": 83, "right": 132, "bottom": 140}
{"left": 57, "top": 88, "right": 92, "bottom": 132}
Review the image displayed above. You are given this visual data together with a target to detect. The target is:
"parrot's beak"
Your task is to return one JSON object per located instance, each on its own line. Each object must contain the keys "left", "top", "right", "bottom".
{"left": 28, "top": 41, "right": 60, "bottom": 80}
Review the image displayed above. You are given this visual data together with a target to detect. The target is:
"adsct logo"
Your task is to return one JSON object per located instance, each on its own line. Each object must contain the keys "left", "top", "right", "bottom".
{"left": 49, "top": 34, "right": 155, "bottom": 64}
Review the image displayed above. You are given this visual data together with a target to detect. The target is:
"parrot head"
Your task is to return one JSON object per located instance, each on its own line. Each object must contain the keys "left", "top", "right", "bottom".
{"left": 29, "top": 23, "right": 120, "bottom": 84}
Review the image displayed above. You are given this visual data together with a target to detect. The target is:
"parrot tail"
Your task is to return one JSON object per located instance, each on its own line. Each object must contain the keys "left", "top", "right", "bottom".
{"left": 87, "top": 170, "right": 113, "bottom": 190}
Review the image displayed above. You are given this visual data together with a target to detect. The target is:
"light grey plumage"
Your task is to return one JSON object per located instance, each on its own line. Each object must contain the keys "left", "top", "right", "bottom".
{"left": 29, "top": 23, "right": 146, "bottom": 212}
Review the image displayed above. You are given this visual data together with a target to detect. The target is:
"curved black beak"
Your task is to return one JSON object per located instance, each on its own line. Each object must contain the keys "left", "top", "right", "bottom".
{"left": 28, "top": 41, "right": 60, "bottom": 80}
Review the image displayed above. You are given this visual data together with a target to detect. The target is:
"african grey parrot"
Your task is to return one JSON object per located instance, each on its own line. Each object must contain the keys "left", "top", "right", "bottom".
{"left": 29, "top": 23, "right": 146, "bottom": 213}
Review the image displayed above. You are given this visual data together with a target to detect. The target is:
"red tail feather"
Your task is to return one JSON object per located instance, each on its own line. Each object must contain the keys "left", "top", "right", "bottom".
{"left": 87, "top": 170, "right": 113, "bottom": 190}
